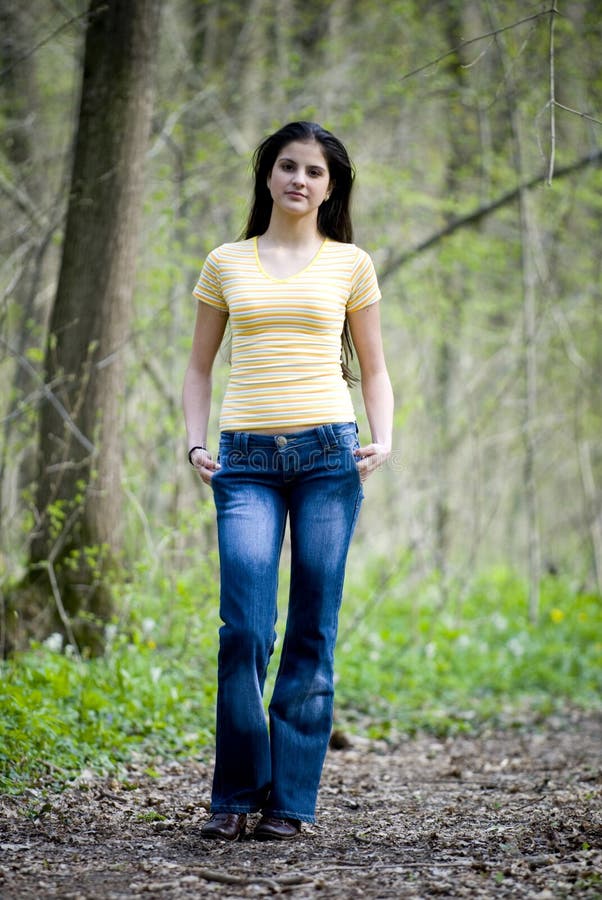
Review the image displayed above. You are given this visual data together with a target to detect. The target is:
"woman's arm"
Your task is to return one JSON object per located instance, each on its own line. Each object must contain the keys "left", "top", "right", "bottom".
{"left": 348, "top": 302, "right": 394, "bottom": 481}
{"left": 183, "top": 302, "right": 228, "bottom": 484}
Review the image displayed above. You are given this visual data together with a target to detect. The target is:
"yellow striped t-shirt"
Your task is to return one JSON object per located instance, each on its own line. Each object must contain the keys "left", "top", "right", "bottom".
{"left": 193, "top": 237, "right": 381, "bottom": 431}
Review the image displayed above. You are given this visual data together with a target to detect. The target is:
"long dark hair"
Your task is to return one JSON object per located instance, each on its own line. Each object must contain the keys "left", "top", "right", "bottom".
{"left": 243, "top": 121, "right": 358, "bottom": 384}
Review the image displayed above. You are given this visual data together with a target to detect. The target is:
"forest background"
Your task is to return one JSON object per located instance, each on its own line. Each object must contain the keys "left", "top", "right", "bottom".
{"left": 0, "top": 0, "right": 601, "bottom": 792}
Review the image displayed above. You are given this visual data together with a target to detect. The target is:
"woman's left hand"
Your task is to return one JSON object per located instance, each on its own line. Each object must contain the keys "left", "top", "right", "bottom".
{"left": 354, "top": 443, "right": 391, "bottom": 482}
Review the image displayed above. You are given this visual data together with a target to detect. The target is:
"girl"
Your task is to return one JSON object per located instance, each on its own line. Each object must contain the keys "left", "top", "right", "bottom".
{"left": 183, "top": 121, "right": 393, "bottom": 841}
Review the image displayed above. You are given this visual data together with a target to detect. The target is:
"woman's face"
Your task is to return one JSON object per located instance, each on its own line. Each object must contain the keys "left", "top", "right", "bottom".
{"left": 267, "top": 140, "right": 332, "bottom": 219}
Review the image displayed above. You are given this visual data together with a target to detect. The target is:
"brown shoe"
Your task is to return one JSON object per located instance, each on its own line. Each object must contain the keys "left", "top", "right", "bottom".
{"left": 254, "top": 815, "right": 301, "bottom": 841}
{"left": 201, "top": 812, "right": 247, "bottom": 841}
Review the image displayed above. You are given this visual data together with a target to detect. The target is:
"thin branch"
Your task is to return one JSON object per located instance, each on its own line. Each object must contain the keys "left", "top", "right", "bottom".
{"left": 0, "top": 6, "right": 107, "bottom": 79}
{"left": 206, "top": 93, "right": 249, "bottom": 156}
{"left": 0, "top": 239, "right": 37, "bottom": 308}
{"left": 460, "top": 42, "right": 494, "bottom": 71}
{"left": 50, "top": 0, "right": 88, "bottom": 32}
{"left": 553, "top": 100, "right": 602, "bottom": 128}
{"left": 547, "top": 1, "right": 558, "bottom": 185}
{"left": 0, "top": 337, "right": 96, "bottom": 456}
{"left": 0, "top": 171, "right": 49, "bottom": 230}
{"left": 148, "top": 88, "right": 212, "bottom": 159}
{"left": 398, "top": 9, "right": 554, "bottom": 84}
{"left": 46, "top": 559, "right": 82, "bottom": 660}
{"left": 140, "top": 356, "right": 177, "bottom": 408}
{"left": 31, "top": 498, "right": 91, "bottom": 661}
{"left": 551, "top": 307, "right": 590, "bottom": 378}
{"left": 379, "top": 149, "right": 602, "bottom": 281}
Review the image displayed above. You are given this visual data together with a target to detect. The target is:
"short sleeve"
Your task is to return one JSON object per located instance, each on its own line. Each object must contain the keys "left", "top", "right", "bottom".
{"left": 346, "top": 247, "right": 381, "bottom": 313}
{"left": 192, "top": 249, "right": 228, "bottom": 312}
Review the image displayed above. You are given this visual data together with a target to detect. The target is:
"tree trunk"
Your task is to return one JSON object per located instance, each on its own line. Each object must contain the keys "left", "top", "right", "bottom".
{"left": 0, "top": 1, "right": 51, "bottom": 561}
{"left": 429, "top": 1, "right": 477, "bottom": 604}
{"left": 11, "top": 0, "right": 161, "bottom": 653}
{"left": 488, "top": 6, "right": 542, "bottom": 622}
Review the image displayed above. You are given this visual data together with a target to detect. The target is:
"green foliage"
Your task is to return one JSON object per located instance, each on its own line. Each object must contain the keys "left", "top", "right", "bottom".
{"left": 1, "top": 566, "right": 600, "bottom": 794}
{"left": 0, "top": 629, "right": 217, "bottom": 795}
{"left": 335, "top": 568, "right": 602, "bottom": 737}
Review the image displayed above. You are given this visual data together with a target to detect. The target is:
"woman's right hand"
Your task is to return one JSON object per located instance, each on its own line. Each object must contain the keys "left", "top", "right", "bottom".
{"left": 190, "top": 448, "right": 221, "bottom": 486}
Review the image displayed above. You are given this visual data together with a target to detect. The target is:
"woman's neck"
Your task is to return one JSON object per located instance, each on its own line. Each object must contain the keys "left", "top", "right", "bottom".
{"left": 261, "top": 208, "right": 322, "bottom": 249}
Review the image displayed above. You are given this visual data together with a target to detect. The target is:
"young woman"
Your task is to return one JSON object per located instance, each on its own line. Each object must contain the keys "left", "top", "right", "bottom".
{"left": 183, "top": 121, "right": 393, "bottom": 841}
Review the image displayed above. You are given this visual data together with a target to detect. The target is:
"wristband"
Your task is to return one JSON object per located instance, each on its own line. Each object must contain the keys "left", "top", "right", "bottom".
{"left": 188, "top": 445, "right": 207, "bottom": 466}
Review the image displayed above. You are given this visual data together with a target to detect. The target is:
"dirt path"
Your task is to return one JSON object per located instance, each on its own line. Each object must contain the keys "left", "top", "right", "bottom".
{"left": 1, "top": 711, "right": 601, "bottom": 899}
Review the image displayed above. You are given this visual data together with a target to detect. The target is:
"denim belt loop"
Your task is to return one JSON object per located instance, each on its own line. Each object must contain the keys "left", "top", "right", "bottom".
{"left": 233, "top": 431, "right": 249, "bottom": 455}
{"left": 316, "top": 424, "right": 337, "bottom": 450}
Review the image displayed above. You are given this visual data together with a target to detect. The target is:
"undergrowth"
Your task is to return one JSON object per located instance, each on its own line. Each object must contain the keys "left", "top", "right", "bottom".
{"left": 335, "top": 566, "right": 602, "bottom": 737}
{"left": 1, "top": 565, "right": 600, "bottom": 794}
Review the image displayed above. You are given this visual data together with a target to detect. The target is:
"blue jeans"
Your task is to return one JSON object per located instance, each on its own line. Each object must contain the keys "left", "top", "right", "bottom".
{"left": 209, "top": 422, "right": 363, "bottom": 823}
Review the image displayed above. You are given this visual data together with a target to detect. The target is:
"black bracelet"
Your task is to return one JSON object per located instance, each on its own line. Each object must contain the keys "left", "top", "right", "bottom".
{"left": 188, "top": 445, "right": 207, "bottom": 465}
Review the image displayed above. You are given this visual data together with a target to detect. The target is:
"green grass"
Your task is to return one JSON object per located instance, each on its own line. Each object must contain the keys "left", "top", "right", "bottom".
{"left": 1, "top": 565, "right": 600, "bottom": 793}
{"left": 335, "top": 567, "right": 602, "bottom": 736}
{"left": 0, "top": 633, "right": 217, "bottom": 794}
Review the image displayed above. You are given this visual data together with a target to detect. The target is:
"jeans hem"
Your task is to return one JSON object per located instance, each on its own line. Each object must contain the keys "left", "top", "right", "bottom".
{"left": 264, "top": 808, "right": 315, "bottom": 824}
{"left": 211, "top": 804, "right": 262, "bottom": 815}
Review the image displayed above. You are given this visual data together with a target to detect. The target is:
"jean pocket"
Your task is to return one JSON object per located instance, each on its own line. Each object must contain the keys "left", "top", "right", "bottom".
{"left": 336, "top": 433, "right": 361, "bottom": 482}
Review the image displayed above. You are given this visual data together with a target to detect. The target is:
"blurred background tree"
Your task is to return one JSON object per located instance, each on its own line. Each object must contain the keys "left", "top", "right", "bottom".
{"left": 1, "top": 0, "right": 600, "bottom": 653}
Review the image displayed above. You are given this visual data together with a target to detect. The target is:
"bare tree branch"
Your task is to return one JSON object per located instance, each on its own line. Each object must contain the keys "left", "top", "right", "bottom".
{"left": 46, "top": 559, "right": 82, "bottom": 659}
{"left": 0, "top": 239, "right": 37, "bottom": 307}
{"left": 148, "top": 87, "right": 212, "bottom": 159}
{"left": 553, "top": 101, "right": 602, "bottom": 128}
{"left": 0, "top": 170, "right": 49, "bottom": 230}
{"left": 379, "top": 149, "right": 602, "bottom": 281}
{"left": 398, "top": 8, "right": 554, "bottom": 84}
{"left": 0, "top": 6, "right": 106, "bottom": 79}
{"left": 547, "top": 1, "right": 558, "bottom": 185}
{"left": 0, "top": 337, "right": 96, "bottom": 455}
